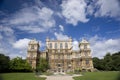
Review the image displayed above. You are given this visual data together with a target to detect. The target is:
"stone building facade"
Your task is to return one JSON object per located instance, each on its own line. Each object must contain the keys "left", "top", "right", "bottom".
{"left": 27, "top": 38, "right": 94, "bottom": 73}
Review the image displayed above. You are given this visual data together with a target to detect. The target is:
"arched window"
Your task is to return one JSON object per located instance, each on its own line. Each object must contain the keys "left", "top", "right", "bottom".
{"left": 65, "top": 43, "right": 68, "bottom": 49}
{"left": 60, "top": 43, "right": 63, "bottom": 49}
{"left": 50, "top": 43, "right": 52, "bottom": 49}
{"left": 55, "top": 43, "right": 57, "bottom": 49}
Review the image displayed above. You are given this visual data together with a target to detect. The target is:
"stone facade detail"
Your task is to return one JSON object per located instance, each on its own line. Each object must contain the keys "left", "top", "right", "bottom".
{"left": 27, "top": 39, "right": 39, "bottom": 69}
{"left": 27, "top": 38, "right": 94, "bottom": 72}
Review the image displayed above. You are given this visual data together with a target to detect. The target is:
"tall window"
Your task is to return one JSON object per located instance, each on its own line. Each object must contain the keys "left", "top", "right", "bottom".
{"left": 60, "top": 43, "right": 63, "bottom": 49}
{"left": 84, "top": 45, "right": 87, "bottom": 49}
{"left": 67, "top": 54, "right": 70, "bottom": 59}
{"left": 50, "top": 43, "right": 52, "bottom": 49}
{"left": 86, "top": 59, "right": 89, "bottom": 65}
{"left": 65, "top": 43, "right": 68, "bottom": 49}
{"left": 55, "top": 43, "right": 57, "bottom": 49}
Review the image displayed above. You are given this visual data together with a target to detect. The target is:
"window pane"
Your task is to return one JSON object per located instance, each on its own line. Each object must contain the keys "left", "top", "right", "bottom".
{"left": 60, "top": 43, "right": 63, "bottom": 49}
{"left": 84, "top": 45, "right": 87, "bottom": 49}
{"left": 65, "top": 43, "right": 68, "bottom": 49}
{"left": 86, "top": 59, "right": 89, "bottom": 65}
{"left": 50, "top": 43, "right": 52, "bottom": 49}
{"left": 55, "top": 43, "right": 57, "bottom": 49}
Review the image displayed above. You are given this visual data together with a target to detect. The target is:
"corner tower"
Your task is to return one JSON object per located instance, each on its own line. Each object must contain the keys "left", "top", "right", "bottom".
{"left": 27, "top": 39, "right": 40, "bottom": 69}
{"left": 79, "top": 39, "right": 94, "bottom": 71}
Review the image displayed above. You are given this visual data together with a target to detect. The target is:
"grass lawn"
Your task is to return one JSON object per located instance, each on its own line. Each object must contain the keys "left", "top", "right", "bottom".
{"left": 0, "top": 73, "right": 46, "bottom": 80}
{"left": 73, "top": 71, "right": 120, "bottom": 80}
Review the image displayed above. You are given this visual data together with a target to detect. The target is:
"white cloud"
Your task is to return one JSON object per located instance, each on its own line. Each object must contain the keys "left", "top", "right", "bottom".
{"left": 11, "top": 38, "right": 31, "bottom": 59}
{"left": 12, "top": 38, "right": 45, "bottom": 59}
{"left": 86, "top": 4, "right": 94, "bottom": 15}
{"left": 0, "top": 26, "right": 14, "bottom": 37}
{"left": 0, "top": 2, "right": 56, "bottom": 59}
{"left": 61, "top": 0, "right": 89, "bottom": 26}
{"left": 9, "top": 7, "right": 38, "bottom": 25}
{"left": 17, "top": 26, "right": 46, "bottom": 33}
{"left": 89, "top": 35, "right": 120, "bottom": 58}
{"left": 0, "top": 26, "right": 17, "bottom": 58}
{"left": 0, "top": 26, "right": 15, "bottom": 44}
{"left": 13, "top": 38, "right": 31, "bottom": 49}
{"left": 72, "top": 40, "right": 79, "bottom": 50}
{"left": 8, "top": 6, "right": 55, "bottom": 33}
{"left": 95, "top": 0, "right": 120, "bottom": 19}
{"left": 54, "top": 32, "right": 69, "bottom": 40}
{"left": 59, "top": 25, "right": 64, "bottom": 31}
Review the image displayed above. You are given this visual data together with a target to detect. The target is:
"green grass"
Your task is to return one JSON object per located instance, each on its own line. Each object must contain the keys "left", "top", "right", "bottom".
{"left": 73, "top": 71, "right": 120, "bottom": 80}
{"left": 0, "top": 73, "right": 46, "bottom": 80}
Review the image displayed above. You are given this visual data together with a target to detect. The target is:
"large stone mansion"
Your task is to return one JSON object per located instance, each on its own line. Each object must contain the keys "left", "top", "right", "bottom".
{"left": 27, "top": 37, "right": 94, "bottom": 73}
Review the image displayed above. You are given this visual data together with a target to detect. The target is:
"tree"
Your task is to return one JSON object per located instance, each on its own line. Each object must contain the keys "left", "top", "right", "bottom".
{"left": 104, "top": 53, "right": 113, "bottom": 71}
{"left": 93, "top": 52, "right": 120, "bottom": 71}
{"left": 36, "top": 58, "right": 49, "bottom": 73}
{"left": 9, "top": 57, "right": 32, "bottom": 72}
{"left": 111, "top": 52, "right": 120, "bottom": 71}
{"left": 93, "top": 57, "right": 105, "bottom": 70}
{"left": 0, "top": 53, "right": 10, "bottom": 72}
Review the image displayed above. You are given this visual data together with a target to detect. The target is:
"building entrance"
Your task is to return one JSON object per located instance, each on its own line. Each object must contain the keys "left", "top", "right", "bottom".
{"left": 57, "top": 63, "right": 64, "bottom": 74}
{"left": 58, "top": 67, "right": 62, "bottom": 72}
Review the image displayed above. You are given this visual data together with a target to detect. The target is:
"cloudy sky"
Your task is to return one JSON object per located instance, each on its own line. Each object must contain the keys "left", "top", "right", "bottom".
{"left": 0, "top": 0, "right": 120, "bottom": 59}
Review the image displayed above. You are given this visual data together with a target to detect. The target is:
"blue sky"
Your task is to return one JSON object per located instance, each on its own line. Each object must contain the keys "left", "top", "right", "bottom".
{"left": 0, "top": 0, "right": 120, "bottom": 59}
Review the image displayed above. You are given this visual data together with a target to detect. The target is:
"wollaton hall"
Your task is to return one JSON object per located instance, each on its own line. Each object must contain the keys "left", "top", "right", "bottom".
{"left": 27, "top": 37, "right": 94, "bottom": 73}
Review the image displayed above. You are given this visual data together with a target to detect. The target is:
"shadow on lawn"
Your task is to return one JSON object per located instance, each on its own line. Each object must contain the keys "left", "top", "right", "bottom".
{"left": 0, "top": 74, "right": 3, "bottom": 80}
{"left": 117, "top": 71, "right": 120, "bottom": 80}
